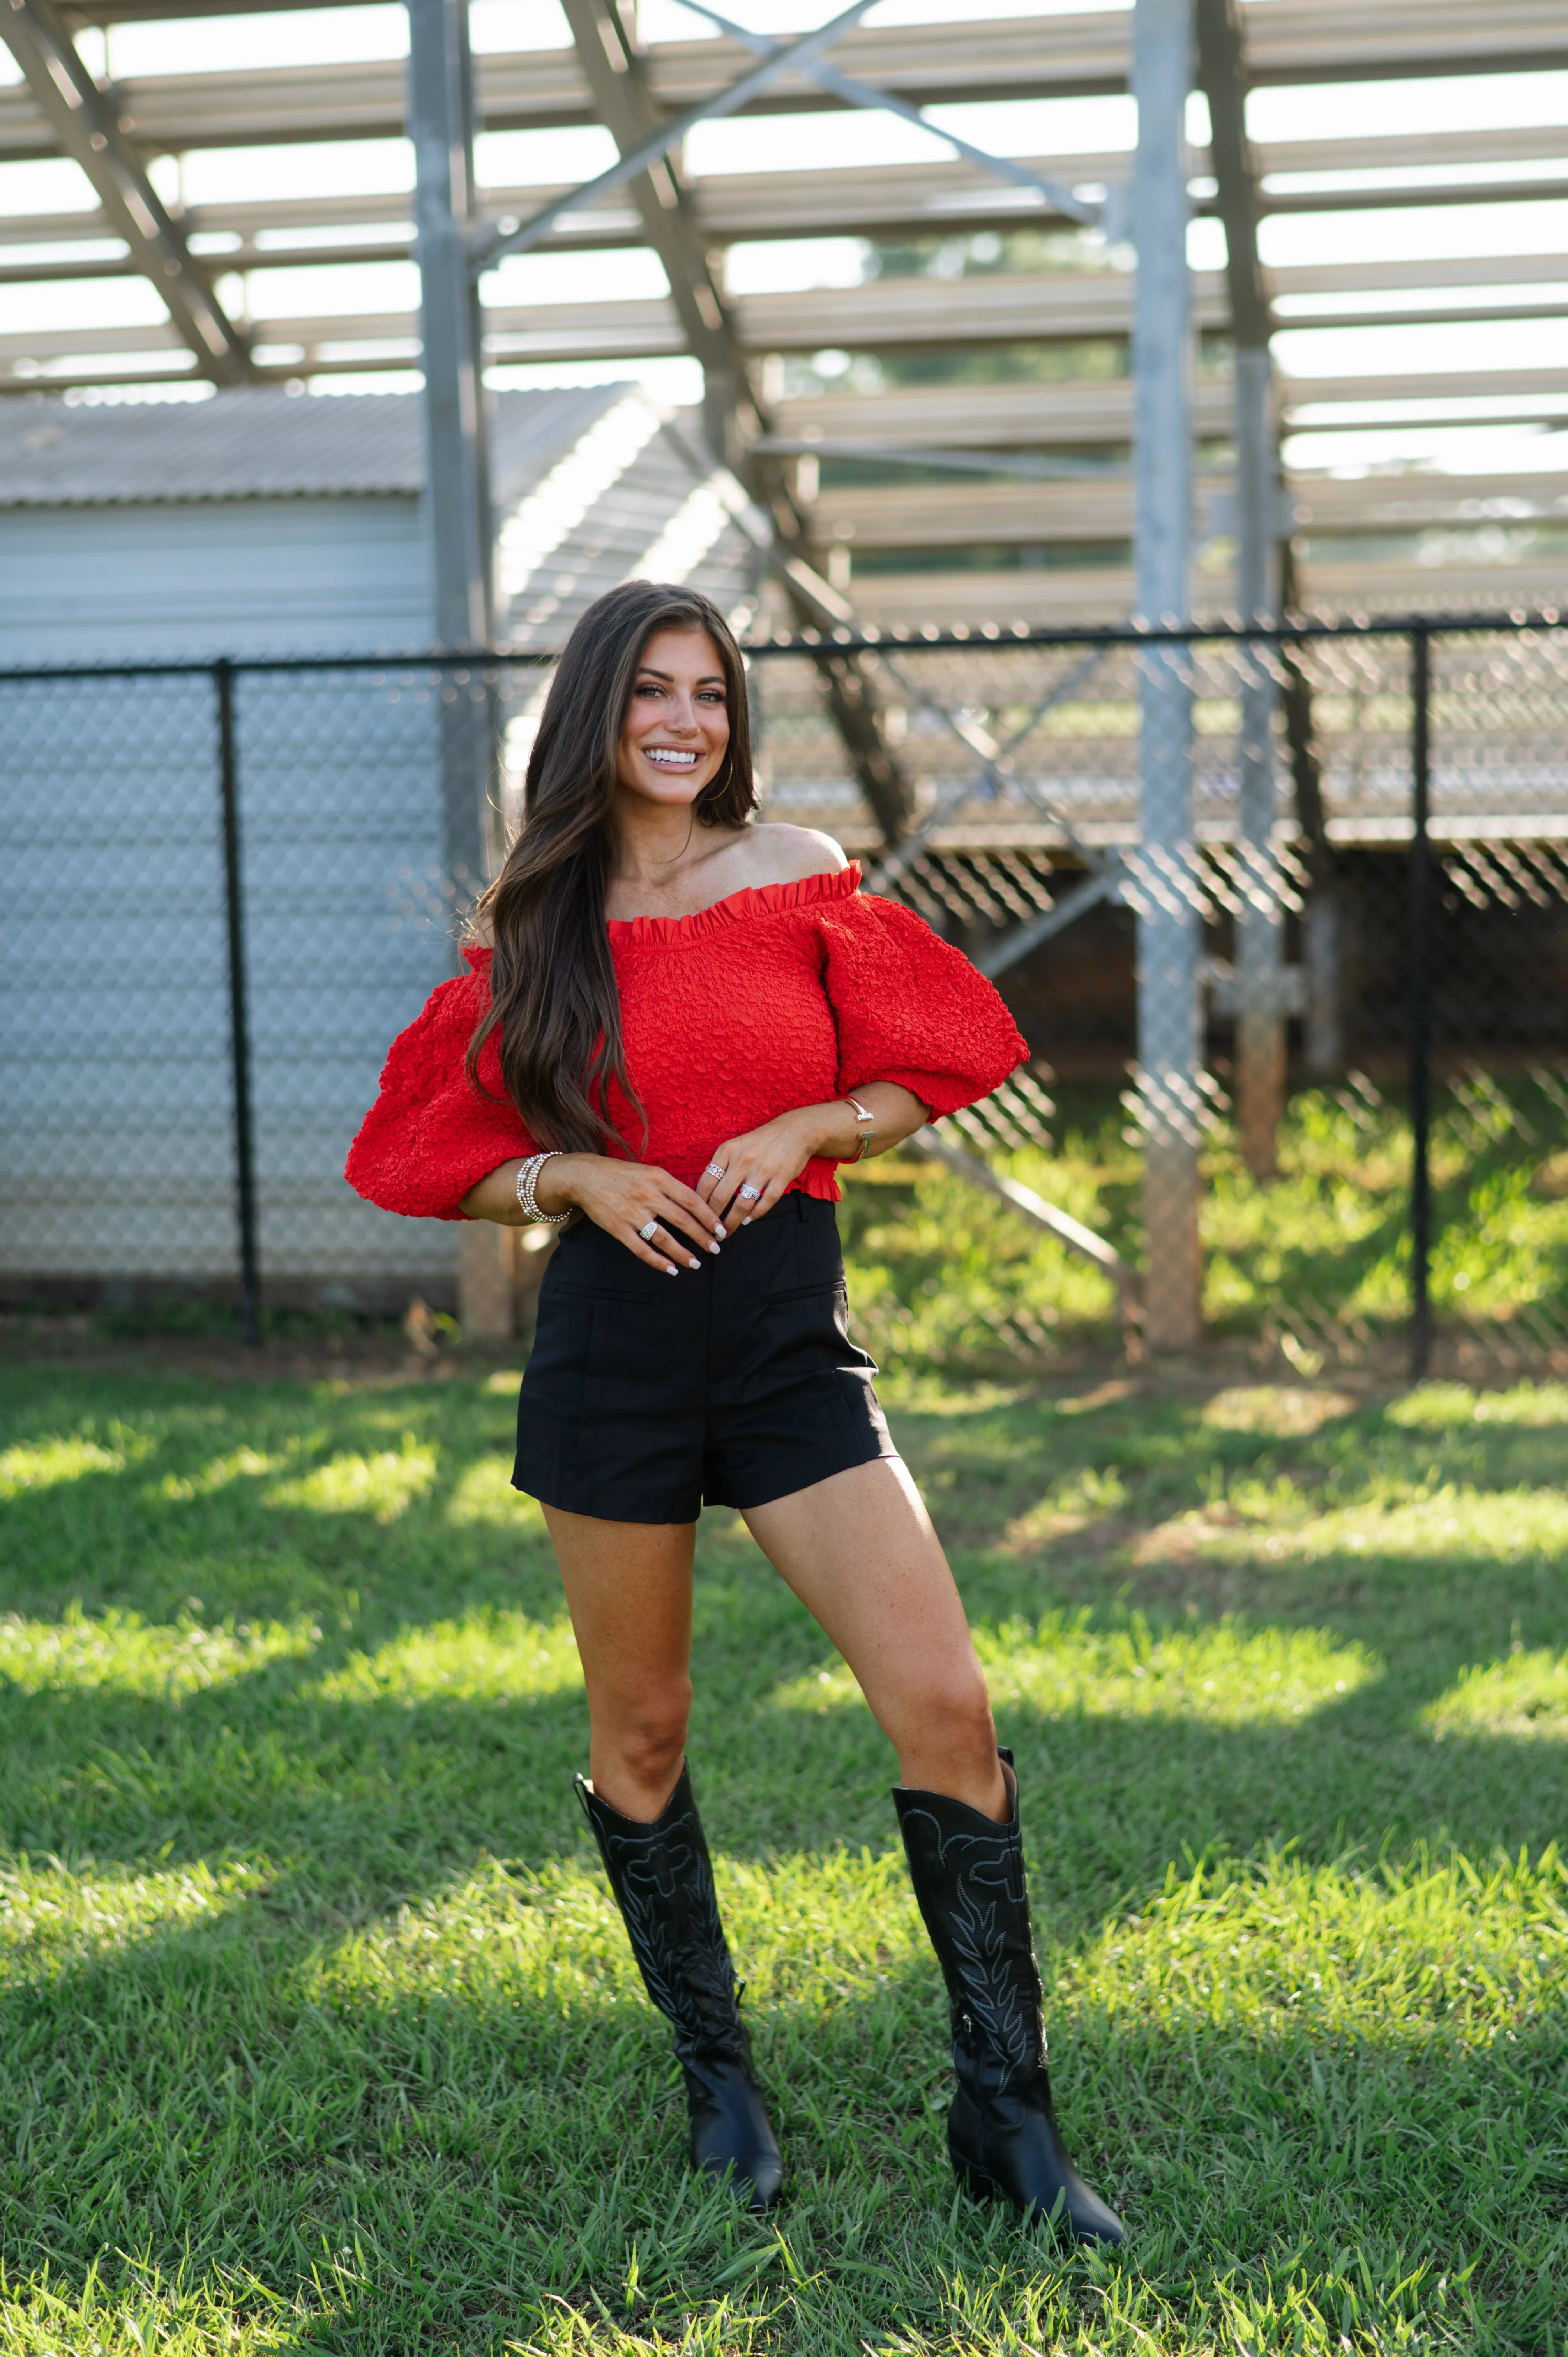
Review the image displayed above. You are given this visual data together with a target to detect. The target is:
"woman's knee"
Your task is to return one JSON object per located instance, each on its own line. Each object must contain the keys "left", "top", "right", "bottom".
{"left": 893, "top": 1659, "right": 996, "bottom": 1758}
{"left": 595, "top": 1673, "right": 693, "bottom": 1783}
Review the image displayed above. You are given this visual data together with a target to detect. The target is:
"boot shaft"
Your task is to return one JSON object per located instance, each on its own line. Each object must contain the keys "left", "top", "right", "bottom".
{"left": 893, "top": 1752, "right": 1046, "bottom": 2098}
{"left": 576, "top": 1763, "right": 745, "bottom": 2066}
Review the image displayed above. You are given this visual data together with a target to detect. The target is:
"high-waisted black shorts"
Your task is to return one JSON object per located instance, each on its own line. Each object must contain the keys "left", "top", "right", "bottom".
{"left": 512, "top": 1191, "right": 895, "bottom": 1523}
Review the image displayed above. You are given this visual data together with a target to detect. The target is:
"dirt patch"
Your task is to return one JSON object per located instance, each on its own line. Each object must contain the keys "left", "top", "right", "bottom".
{"left": 0, "top": 1313, "right": 517, "bottom": 1392}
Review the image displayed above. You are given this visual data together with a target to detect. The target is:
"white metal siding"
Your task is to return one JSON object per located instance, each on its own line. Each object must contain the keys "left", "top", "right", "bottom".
{"left": 0, "top": 498, "right": 433, "bottom": 662}
{"left": 0, "top": 498, "right": 461, "bottom": 1303}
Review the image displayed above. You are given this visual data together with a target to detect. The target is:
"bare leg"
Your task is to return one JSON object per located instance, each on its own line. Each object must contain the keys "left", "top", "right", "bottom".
{"left": 743, "top": 1456, "right": 1007, "bottom": 1821}
{"left": 543, "top": 1505, "right": 696, "bottom": 1821}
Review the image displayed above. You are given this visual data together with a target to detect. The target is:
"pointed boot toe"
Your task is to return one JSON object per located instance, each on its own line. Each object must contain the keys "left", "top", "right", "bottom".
{"left": 950, "top": 2078, "right": 1123, "bottom": 2243}
{"left": 687, "top": 2058, "right": 784, "bottom": 2210}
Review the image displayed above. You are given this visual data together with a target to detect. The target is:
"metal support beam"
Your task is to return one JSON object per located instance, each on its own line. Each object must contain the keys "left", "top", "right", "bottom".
{"left": 1232, "top": 344, "right": 1288, "bottom": 1173}
{"left": 1197, "top": 0, "right": 1287, "bottom": 1178}
{"left": 408, "top": 0, "right": 494, "bottom": 924}
{"left": 409, "top": 0, "right": 501, "bottom": 1341}
{"left": 558, "top": 0, "right": 912, "bottom": 845}
{"left": 1132, "top": 0, "right": 1202, "bottom": 1353}
{"left": 0, "top": 0, "right": 255, "bottom": 384}
{"left": 410, "top": 0, "right": 491, "bottom": 661}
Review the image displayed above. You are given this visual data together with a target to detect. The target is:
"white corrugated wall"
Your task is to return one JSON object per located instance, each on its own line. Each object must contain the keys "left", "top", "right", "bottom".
{"left": 0, "top": 497, "right": 463, "bottom": 1306}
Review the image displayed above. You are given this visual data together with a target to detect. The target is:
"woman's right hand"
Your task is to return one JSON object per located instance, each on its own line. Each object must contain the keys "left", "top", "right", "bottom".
{"left": 538, "top": 1154, "right": 725, "bottom": 1274}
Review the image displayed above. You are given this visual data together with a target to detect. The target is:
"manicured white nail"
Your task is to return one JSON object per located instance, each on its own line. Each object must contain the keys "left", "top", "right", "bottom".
{"left": 742, "top": 1216, "right": 751, "bottom": 1225}
{"left": 665, "top": 1263, "right": 678, "bottom": 1275}
{"left": 708, "top": 1242, "right": 721, "bottom": 1255}
{"left": 688, "top": 1257, "right": 701, "bottom": 1269}
{"left": 715, "top": 1224, "right": 726, "bottom": 1240}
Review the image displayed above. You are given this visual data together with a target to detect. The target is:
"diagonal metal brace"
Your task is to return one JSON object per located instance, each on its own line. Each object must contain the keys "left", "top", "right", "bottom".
{"left": 471, "top": 0, "right": 881, "bottom": 272}
{"left": 0, "top": 0, "right": 256, "bottom": 385}
{"left": 669, "top": 0, "right": 1102, "bottom": 226}
{"left": 567, "top": 10, "right": 913, "bottom": 847}
{"left": 905, "top": 1124, "right": 1138, "bottom": 1330}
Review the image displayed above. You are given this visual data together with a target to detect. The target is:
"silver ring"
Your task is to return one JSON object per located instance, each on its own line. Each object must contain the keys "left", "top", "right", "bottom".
{"left": 638, "top": 1218, "right": 659, "bottom": 1242}
{"left": 704, "top": 1162, "right": 726, "bottom": 1180}
{"left": 738, "top": 1182, "right": 760, "bottom": 1202}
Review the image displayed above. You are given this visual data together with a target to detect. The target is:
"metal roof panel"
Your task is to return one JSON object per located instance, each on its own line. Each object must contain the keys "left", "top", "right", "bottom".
{"left": 0, "top": 383, "right": 627, "bottom": 507}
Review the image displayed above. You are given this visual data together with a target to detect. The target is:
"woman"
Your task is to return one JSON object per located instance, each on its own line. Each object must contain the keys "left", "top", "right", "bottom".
{"left": 346, "top": 581, "right": 1121, "bottom": 2243}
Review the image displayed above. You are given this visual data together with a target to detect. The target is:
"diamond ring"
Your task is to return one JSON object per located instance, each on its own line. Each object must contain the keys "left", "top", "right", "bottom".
{"left": 704, "top": 1162, "right": 727, "bottom": 1180}
{"left": 638, "top": 1218, "right": 659, "bottom": 1241}
{"left": 738, "top": 1182, "right": 760, "bottom": 1202}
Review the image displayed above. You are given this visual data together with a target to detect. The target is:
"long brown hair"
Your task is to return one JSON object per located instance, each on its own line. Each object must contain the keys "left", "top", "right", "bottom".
{"left": 468, "top": 581, "right": 756, "bottom": 1152}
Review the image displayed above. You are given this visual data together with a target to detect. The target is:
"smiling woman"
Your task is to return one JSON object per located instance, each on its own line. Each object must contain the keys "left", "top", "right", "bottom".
{"left": 341, "top": 580, "right": 1125, "bottom": 2238}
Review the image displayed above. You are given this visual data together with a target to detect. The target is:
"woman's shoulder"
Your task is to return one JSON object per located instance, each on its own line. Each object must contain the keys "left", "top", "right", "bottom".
{"left": 734, "top": 823, "right": 850, "bottom": 889}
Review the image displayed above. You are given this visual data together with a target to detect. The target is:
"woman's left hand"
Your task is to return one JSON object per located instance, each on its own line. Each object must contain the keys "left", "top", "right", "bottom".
{"left": 696, "top": 1108, "right": 830, "bottom": 1227}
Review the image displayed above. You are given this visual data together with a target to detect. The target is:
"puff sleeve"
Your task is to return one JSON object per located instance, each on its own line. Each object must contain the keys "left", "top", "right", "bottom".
{"left": 345, "top": 951, "right": 535, "bottom": 1220}
{"left": 815, "top": 891, "right": 1029, "bottom": 1118}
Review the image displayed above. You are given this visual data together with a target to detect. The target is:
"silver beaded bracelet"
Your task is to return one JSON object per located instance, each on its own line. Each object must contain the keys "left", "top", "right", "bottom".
{"left": 516, "top": 1150, "right": 571, "bottom": 1224}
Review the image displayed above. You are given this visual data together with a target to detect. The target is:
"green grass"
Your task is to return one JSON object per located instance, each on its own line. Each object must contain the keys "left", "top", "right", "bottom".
{"left": 842, "top": 1072, "right": 1568, "bottom": 1371}
{"left": 2, "top": 1354, "right": 1567, "bottom": 2354}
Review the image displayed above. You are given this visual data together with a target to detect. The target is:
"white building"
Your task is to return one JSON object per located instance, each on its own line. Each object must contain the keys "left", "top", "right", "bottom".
{"left": 0, "top": 386, "right": 758, "bottom": 1313}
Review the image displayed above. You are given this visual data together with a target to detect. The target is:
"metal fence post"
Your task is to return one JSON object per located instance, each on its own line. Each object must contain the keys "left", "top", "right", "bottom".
{"left": 1408, "top": 624, "right": 1433, "bottom": 1383}
{"left": 215, "top": 657, "right": 262, "bottom": 1347}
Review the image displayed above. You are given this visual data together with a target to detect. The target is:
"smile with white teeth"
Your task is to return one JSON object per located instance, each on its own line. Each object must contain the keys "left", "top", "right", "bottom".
{"left": 645, "top": 747, "right": 700, "bottom": 768}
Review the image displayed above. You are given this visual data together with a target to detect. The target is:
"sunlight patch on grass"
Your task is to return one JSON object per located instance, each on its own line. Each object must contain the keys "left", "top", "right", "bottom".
{"left": 0, "top": 2264, "right": 314, "bottom": 2356}
{"left": 1423, "top": 1649, "right": 1568, "bottom": 1741}
{"left": 1387, "top": 1381, "right": 1568, "bottom": 1430}
{"left": 1290, "top": 1488, "right": 1568, "bottom": 1565}
{"left": 1074, "top": 1843, "right": 1568, "bottom": 2044}
{"left": 0, "top": 1854, "right": 264, "bottom": 1976}
{"left": 977, "top": 1612, "right": 1376, "bottom": 1727}
{"left": 775, "top": 1613, "right": 1376, "bottom": 1729}
{"left": 0, "top": 1605, "right": 317, "bottom": 1698}
{"left": 151, "top": 1444, "right": 286, "bottom": 1500}
{"left": 446, "top": 1454, "right": 545, "bottom": 1528}
{"left": 1200, "top": 1387, "right": 1357, "bottom": 1437}
{"left": 1004, "top": 1463, "right": 1129, "bottom": 1551}
{"left": 310, "top": 1608, "right": 582, "bottom": 1707}
{"left": 266, "top": 1440, "right": 437, "bottom": 1522}
{"left": 0, "top": 1433, "right": 128, "bottom": 1495}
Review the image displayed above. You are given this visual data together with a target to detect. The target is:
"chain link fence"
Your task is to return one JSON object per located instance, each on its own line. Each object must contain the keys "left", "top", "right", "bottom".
{"left": 0, "top": 655, "right": 542, "bottom": 1328}
{"left": 750, "top": 616, "right": 1568, "bottom": 1380}
{"left": 3, "top": 621, "right": 1565, "bottom": 1379}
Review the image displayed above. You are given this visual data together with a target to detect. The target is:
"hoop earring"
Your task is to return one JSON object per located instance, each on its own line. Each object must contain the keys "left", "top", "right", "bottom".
{"left": 698, "top": 757, "right": 733, "bottom": 810}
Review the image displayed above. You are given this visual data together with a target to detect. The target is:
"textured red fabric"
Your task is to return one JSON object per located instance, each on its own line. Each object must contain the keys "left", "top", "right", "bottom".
{"left": 345, "top": 864, "right": 1028, "bottom": 1220}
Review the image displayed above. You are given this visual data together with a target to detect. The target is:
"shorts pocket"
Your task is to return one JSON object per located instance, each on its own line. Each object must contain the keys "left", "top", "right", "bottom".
{"left": 721, "top": 1276, "right": 862, "bottom": 1406}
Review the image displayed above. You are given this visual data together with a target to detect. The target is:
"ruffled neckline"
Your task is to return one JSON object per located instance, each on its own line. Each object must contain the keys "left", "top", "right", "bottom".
{"left": 606, "top": 861, "right": 861, "bottom": 944}
{"left": 459, "top": 864, "right": 861, "bottom": 970}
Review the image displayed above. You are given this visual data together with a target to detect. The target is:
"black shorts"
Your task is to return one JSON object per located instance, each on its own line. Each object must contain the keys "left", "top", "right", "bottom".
{"left": 512, "top": 1191, "right": 895, "bottom": 1523}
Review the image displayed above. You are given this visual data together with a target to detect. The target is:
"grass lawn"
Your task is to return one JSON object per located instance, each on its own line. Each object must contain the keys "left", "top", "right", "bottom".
{"left": 1, "top": 1346, "right": 1566, "bottom": 2353}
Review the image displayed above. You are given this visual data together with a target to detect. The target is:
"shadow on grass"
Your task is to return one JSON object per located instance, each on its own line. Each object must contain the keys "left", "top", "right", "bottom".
{"left": 2, "top": 1366, "right": 1566, "bottom": 1895}
{"left": 4, "top": 1363, "right": 1568, "bottom": 2348}
{"left": 2, "top": 1856, "right": 1564, "bottom": 2355}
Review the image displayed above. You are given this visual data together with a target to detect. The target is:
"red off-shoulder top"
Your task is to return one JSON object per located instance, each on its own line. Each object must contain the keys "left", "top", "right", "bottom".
{"left": 345, "top": 863, "right": 1028, "bottom": 1219}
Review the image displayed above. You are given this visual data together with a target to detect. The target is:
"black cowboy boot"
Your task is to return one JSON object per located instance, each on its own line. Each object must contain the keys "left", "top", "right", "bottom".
{"left": 576, "top": 1763, "right": 782, "bottom": 2211}
{"left": 893, "top": 1750, "right": 1123, "bottom": 2243}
